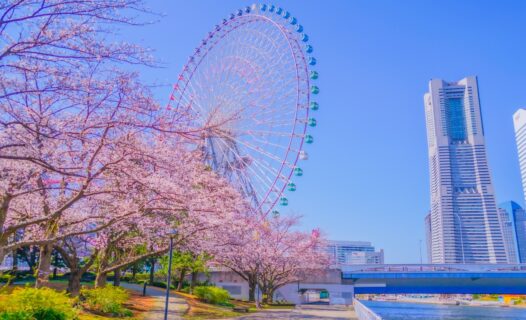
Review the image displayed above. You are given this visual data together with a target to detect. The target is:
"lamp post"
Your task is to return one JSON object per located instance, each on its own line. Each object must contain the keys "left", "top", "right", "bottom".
{"left": 419, "top": 239, "right": 423, "bottom": 265}
{"left": 164, "top": 229, "right": 178, "bottom": 320}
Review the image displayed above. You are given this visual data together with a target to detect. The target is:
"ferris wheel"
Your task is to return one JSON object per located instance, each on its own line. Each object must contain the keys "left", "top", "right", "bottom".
{"left": 168, "top": 4, "right": 319, "bottom": 216}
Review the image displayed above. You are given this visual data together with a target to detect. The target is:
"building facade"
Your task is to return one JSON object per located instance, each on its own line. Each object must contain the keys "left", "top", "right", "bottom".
{"left": 424, "top": 212, "right": 432, "bottom": 263}
{"left": 498, "top": 206, "right": 519, "bottom": 264}
{"left": 424, "top": 76, "right": 507, "bottom": 264}
{"left": 198, "top": 269, "right": 354, "bottom": 304}
{"left": 498, "top": 201, "right": 526, "bottom": 263}
{"left": 513, "top": 109, "right": 526, "bottom": 204}
{"left": 325, "top": 240, "right": 384, "bottom": 266}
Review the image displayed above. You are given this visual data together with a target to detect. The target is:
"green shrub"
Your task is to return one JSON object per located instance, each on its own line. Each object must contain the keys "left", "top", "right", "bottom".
{"left": 193, "top": 286, "right": 230, "bottom": 305}
{"left": 150, "top": 281, "right": 175, "bottom": 289}
{"left": 118, "top": 273, "right": 150, "bottom": 284}
{"left": 80, "top": 285, "right": 132, "bottom": 317}
{"left": 32, "top": 308, "right": 67, "bottom": 320}
{"left": 0, "top": 287, "right": 78, "bottom": 320}
{"left": 0, "top": 311, "right": 32, "bottom": 320}
{"left": 0, "top": 274, "right": 14, "bottom": 284}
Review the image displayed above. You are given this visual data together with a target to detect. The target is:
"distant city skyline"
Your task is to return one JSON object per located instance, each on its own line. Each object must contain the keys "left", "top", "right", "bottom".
{"left": 325, "top": 240, "right": 384, "bottom": 266}
{"left": 424, "top": 76, "right": 507, "bottom": 264}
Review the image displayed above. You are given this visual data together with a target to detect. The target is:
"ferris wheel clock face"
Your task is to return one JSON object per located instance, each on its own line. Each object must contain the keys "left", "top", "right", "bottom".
{"left": 169, "top": 4, "right": 319, "bottom": 216}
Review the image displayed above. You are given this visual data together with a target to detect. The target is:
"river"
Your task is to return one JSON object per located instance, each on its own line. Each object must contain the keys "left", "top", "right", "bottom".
{"left": 362, "top": 300, "right": 526, "bottom": 319}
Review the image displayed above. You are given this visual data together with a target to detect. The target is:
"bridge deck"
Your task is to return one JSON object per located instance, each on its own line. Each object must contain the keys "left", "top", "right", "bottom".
{"left": 340, "top": 264, "right": 526, "bottom": 294}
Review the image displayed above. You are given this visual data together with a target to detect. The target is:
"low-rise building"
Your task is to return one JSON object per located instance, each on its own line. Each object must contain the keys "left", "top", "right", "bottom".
{"left": 325, "top": 240, "right": 384, "bottom": 266}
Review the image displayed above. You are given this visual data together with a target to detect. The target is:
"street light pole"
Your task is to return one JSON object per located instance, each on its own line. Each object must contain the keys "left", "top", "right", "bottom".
{"left": 164, "top": 229, "right": 177, "bottom": 320}
{"left": 419, "top": 239, "right": 423, "bottom": 264}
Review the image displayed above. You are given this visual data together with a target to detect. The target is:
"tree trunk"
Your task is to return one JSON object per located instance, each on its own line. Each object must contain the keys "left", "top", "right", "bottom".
{"left": 95, "top": 249, "right": 110, "bottom": 288}
{"left": 266, "top": 289, "right": 275, "bottom": 304}
{"left": 176, "top": 268, "right": 186, "bottom": 291}
{"left": 0, "top": 247, "right": 7, "bottom": 273}
{"left": 113, "top": 268, "right": 121, "bottom": 287}
{"left": 261, "top": 288, "right": 270, "bottom": 304}
{"left": 149, "top": 259, "right": 155, "bottom": 285}
{"left": 95, "top": 272, "right": 107, "bottom": 288}
{"left": 190, "top": 271, "right": 198, "bottom": 294}
{"left": 67, "top": 270, "right": 83, "bottom": 297}
{"left": 52, "top": 251, "right": 59, "bottom": 278}
{"left": 11, "top": 249, "right": 18, "bottom": 274}
{"left": 248, "top": 275, "right": 257, "bottom": 302}
{"left": 131, "top": 265, "right": 137, "bottom": 281}
{"left": 260, "top": 284, "right": 274, "bottom": 304}
{"left": 22, "top": 247, "right": 38, "bottom": 274}
{"left": 35, "top": 243, "right": 53, "bottom": 288}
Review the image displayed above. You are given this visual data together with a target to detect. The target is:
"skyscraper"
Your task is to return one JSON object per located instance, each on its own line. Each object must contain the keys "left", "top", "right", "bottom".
{"left": 424, "top": 76, "right": 507, "bottom": 264}
{"left": 498, "top": 206, "right": 519, "bottom": 264}
{"left": 513, "top": 109, "right": 526, "bottom": 203}
{"left": 498, "top": 201, "right": 526, "bottom": 263}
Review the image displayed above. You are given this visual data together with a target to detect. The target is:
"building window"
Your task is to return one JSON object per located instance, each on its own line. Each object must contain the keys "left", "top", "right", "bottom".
{"left": 446, "top": 98, "right": 467, "bottom": 141}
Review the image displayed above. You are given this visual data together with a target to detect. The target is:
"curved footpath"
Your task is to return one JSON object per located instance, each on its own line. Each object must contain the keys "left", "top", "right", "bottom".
{"left": 123, "top": 283, "right": 358, "bottom": 320}
{"left": 121, "top": 282, "right": 188, "bottom": 319}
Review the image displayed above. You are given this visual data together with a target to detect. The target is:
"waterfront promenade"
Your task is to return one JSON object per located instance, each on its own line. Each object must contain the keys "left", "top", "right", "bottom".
{"left": 232, "top": 305, "right": 358, "bottom": 319}
{"left": 124, "top": 282, "right": 358, "bottom": 319}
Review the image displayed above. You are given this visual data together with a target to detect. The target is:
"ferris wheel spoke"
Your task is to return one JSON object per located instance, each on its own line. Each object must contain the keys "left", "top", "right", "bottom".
{"left": 208, "top": 141, "right": 268, "bottom": 203}
{"left": 212, "top": 136, "right": 277, "bottom": 199}
{"left": 247, "top": 108, "right": 302, "bottom": 123}
{"left": 231, "top": 128, "right": 304, "bottom": 138}
{"left": 228, "top": 135, "right": 296, "bottom": 169}
{"left": 249, "top": 151, "right": 291, "bottom": 184}
{"left": 219, "top": 137, "right": 290, "bottom": 193}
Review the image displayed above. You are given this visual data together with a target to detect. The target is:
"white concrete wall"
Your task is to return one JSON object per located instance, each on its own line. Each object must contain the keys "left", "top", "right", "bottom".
{"left": 276, "top": 283, "right": 355, "bottom": 305}
{"left": 215, "top": 282, "right": 249, "bottom": 300}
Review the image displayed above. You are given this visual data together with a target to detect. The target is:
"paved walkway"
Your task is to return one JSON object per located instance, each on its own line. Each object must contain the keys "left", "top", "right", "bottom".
{"left": 232, "top": 304, "right": 358, "bottom": 320}
{"left": 123, "top": 283, "right": 357, "bottom": 319}
{"left": 121, "top": 283, "right": 188, "bottom": 320}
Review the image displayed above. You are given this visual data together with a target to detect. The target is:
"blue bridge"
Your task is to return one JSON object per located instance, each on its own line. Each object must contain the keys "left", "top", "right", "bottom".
{"left": 341, "top": 264, "right": 526, "bottom": 294}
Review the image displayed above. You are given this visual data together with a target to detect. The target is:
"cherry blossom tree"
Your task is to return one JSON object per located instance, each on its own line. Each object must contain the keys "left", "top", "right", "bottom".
{"left": 216, "top": 215, "right": 329, "bottom": 303}
{"left": 213, "top": 215, "right": 262, "bottom": 302}
{"left": 256, "top": 217, "right": 328, "bottom": 303}
{"left": 0, "top": 0, "right": 205, "bottom": 288}
{"left": 91, "top": 147, "right": 249, "bottom": 288}
{"left": 53, "top": 236, "right": 98, "bottom": 295}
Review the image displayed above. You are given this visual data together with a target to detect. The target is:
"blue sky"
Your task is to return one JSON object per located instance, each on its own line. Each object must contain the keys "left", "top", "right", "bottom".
{"left": 125, "top": 1, "right": 526, "bottom": 263}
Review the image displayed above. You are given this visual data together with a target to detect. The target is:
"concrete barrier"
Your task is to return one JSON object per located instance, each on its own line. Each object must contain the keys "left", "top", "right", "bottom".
{"left": 353, "top": 299, "right": 382, "bottom": 320}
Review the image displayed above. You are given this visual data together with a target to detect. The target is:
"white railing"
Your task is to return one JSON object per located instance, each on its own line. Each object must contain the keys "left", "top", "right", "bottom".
{"left": 353, "top": 299, "right": 382, "bottom": 320}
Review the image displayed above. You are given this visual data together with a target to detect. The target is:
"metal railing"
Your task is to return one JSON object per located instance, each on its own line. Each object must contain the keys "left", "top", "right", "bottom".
{"left": 342, "top": 263, "right": 526, "bottom": 273}
{"left": 353, "top": 299, "right": 382, "bottom": 320}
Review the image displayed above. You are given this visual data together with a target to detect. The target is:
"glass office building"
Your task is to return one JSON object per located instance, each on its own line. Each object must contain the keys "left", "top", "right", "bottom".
{"left": 424, "top": 76, "right": 507, "bottom": 264}
{"left": 498, "top": 201, "right": 526, "bottom": 263}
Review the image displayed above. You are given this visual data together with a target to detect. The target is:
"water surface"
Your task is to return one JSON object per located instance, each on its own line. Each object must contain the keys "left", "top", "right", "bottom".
{"left": 363, "top": 300, "right": 526, "bottom": 320}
